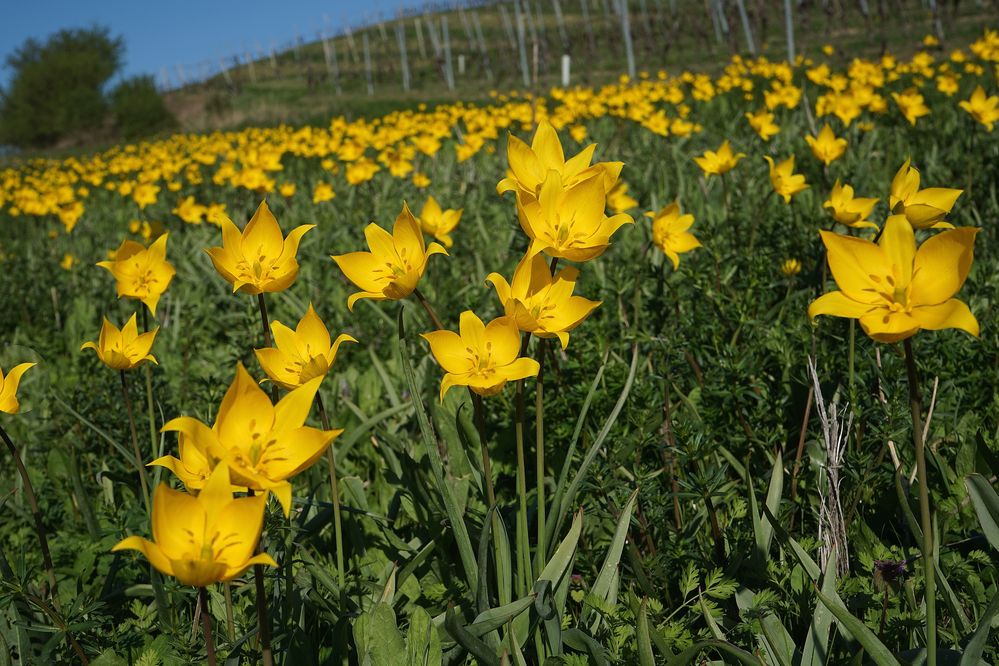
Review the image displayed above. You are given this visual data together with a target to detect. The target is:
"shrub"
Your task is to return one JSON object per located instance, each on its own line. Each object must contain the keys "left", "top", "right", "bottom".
{"left": 110, "top": 75, "right": 176, "bottom": 140}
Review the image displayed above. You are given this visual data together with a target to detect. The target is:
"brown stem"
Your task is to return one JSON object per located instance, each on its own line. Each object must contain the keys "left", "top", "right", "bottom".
{"left": 0, "top": 424, "right": 59, "bottom": 603}
{"left": 256, "top": 294, "right": 278, "bottom": 403}
{"left": 788, "top": 384, "right": 815, "bottom": 531}
{"left": 413, "top": 288, "right": 445, "bottom": 331}
{"left": 120, "top": 371, "right": 151, "bottom": 511}
{"left": 200, "top": 587, "right": 217, "bottom": 666}
{"left": 23, "top": 589, "right": 87, "bottom": 664}
{"left": 316, "top": 393, "right": 346, "bottom": 588}
{"left": 246, "top": 489, "right": 274, "bottom": 666}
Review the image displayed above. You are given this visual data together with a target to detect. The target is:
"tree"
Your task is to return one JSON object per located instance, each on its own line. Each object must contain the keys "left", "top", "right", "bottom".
{"left": 0, "top": 27, "right": 124, "bottom": 147}
{"left": 111, "top": 75, "right": 176, "bottom": 141}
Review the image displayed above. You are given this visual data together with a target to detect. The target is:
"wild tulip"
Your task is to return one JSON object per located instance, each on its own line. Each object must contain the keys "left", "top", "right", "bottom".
{"left": 485, "top": 254, "right": 601, "bottom": 349}
{"left": 332, "top": 202, "right": 447, "bottom": 310}
{"left": 606, "top": 181, "right": 639, "bottom": 213}
{"left": 693, "top": 140, "right": 746, "bottom": 177}
{"left": 206, "top": 200, "right": 314, "bottom": 294}
{"left": 417, "top": 195, "right": 462, "bottom": 248}
{"left": 824, "top": 181, "right": 879, "bottom": 229}
{"left": 805, "top": 124, "right": 848, "bottom": 165}
{"left": 890, "top": 159, "right": 963, "bottom": 229}
{"left": 254, "top": 304, "right": 357, "bottom": 391}
{"left": 958, "top": 85, "right": 999, "bottom": 131}
{"left": 0, "top": 363, "right": 35, "bottom": 414}
{"left": 745, "top": 110, "right": 780, "bottom": 141}
{"left": 764, "top": 155, "right": 809, "bottom": 204}
{"left": 646, "top": 202, "right": 702, "bottom": 270}
{"left": 808, "top": 214, "right": 979, "bottom": 342}
{"left": 80, "top": 314, "right": 158, "bottom": 370}
{"left": 97, "top": 234, "right": 176, "bottom": 316}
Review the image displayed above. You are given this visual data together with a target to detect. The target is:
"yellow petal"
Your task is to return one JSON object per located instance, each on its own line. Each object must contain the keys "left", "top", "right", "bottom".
{"left": 820, "top": 230, "right": 886, "bottom": 303}
{"left": 273, "top": 376, "right": 321, "bottom": 433}
{"left": 910, "top": 226, "right": 978, "bottom": 306}
{"left": 484, "top": 316, "right": 523, "bottom": 365}
{"left": 421, "top": 330, "right": 471, "bottom": 374}
{"left": 531, "top": 120, "right": 565, "bottom": 171}
{"left": 910, "top": 299, "right": 979, "bottom": 336}
{"left": 808, "top": 291, "right": 876, "bottom": 321}
{"left": 243, "top": 201, "right": 285, "bottom": 257}
{"left": 112, "top": 536, "right": 174, "bottom": 578}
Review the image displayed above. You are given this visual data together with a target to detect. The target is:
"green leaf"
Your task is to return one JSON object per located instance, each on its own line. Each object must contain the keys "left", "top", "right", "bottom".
{"left": 406, "top": 606, "right": 443, "bottom": 666}
{"left": 800, "top": 551, "right": 838, "bottom": 666}
{"left": 467, "top": 596, "right": 536, "bottom": 637}
{"left": 637, "top": 598, "right": 655, "bottom": 666}
{"left": 584, "top": 487, "right": 639, "bottom": 629}
{"left": 665, "top": 639, "right": 764, "bottom": 666}
{"left": 353, "top": 603, "right": 406, "bottom": 666}
{"left": 958, "top": 589, "right": 999, "bottom": 666}
{"left": 444, "top": 604, "right": 500, "bottom": 666}
{"left": 563, "top": 627, "right": 610, "bottom": 666}
{"left": 965, "top": 474, "right": 999, "bottom": 553}
{"left": 814, "top": 587, "right": 900, "bottom": 666}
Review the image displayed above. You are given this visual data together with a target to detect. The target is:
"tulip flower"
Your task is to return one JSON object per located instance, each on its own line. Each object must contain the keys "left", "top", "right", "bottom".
{"left": 97, "top": 234, "right": 176, "bottom": 316}
{"left": 693, "top": 140, "right": 746, "bottom": 177}
{"left": 80, "top": 314, "right": 158, "bottom": 370}
{"left": 958, "top": 85, "right": 999, "bottom": 131}
{"left": 485, "top": 254, "right": 601, "bottom": 348}
{"left": 892, "top": 88, "right": 930, "bottom": 125}
{"left": 889, "top": 159, "right": 962, "bottom": 229}
{"left": 645, "top": 202, "right": 702, "bottom": 269}
{"left": 0, "top": 363, "right": 35, "bottom": 414}
{"left": 764, "top": 155, "right": 809, "bottom": 204}
{"left": 497, "top": 119, "right": 622, "bottom": 201}
{"left": 824, "top": 181, "right": 879, "bottom": 229}
{"left": 332, "top": 202, "right": 448, "bottom": 310}
{"left": 254, "top": 304, "right": 357, "bottom": 390}
{"left": 421, "top": 311, "right": 541, "bottom": 400}
{"left": 780, "top": 259, "right": 802, "bottom": 277}
{"left": 206, "top": 200, "right": 314, "bottom": 295}
{"left": 805, "top": 124, "right": 848, "bottom": 165}
{"left": 112, "top": 464, "right": 276, "bottom": 587}
{"left": 517, "top": 171, "right": 633, "bottom": 263}
{"left": 808, "top": 215, "right": 979, "bottom": 343}
{"left": 158, "top": 364, "right": 339, "bottom": 516}
{"left": 745, "top": 110, "right": 780, "bottom": 141}
{"left": 607, "top": 181, "right": 639, "bottom": 213}
{"left": 417, "top": 195, "right": 462, "bottom": 248}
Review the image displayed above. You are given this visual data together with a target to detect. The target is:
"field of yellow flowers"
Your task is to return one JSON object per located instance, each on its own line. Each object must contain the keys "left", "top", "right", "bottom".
{"left": 1, "top": 28, "right": 999, "bottom": 665}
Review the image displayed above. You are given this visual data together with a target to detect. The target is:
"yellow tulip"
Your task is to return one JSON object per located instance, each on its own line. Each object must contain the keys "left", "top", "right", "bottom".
{"left": 892, "top": 88, "right": 930, "bottom": 125}
{"left": 80, "top": 314, "right": 158, "bottom": 370}
{"left": 745, "top": 110, "right": 780, "bottom": 141}
{"left": 693, "top": 140, "right": 746, "bottom": 177}
{"left": 645, "top": 202, "right": 702, "bottom": 269}
{"left": 421, "top": 311, "right": 540, "bottom": 401}
{"left": 889, "top": 159, "right": 962, "bottom": 229}
{"left": 0, "top": 363, "right": 36, "bottom": 414}
{"left": 496, "top": 119, "right": 622, "bottom": 202}
{"left": 112, "top": 464, "right": 276, "bottom": 587}
{"left": 332, "top": 202, "right": 448, "bottom": 310}
{"left": 254, "top": 304, "right": 357, "bottom": 390}
{"left": 958, "top": 85, "right": 999, "bottom": 131}
{"left": 206, "top": 200, "right": 314, "bottom": 295}
{"left": 780, "top": 259, "right": 802, "bottom": 277}
{"left": 606, "top": 181, "right": 639, "bottom": 214}
{"left": 517, "top": 171, "right": 633, "bottom": 263}
{"left": 809, "top": 215, "right": 979, "bottom": 343}
{"left": 485, "top": 254, "right": 600, "bottom": 349}
{"left": 157, "top": 363, "right": 339, "bottom": 516}
{"left": 824, "top": 180, "right": 879, "bottom": 229}
{"left": 97, "top": 234, "right": 176, "bottom": 316}
{"left": 764, "top": 155, "right": 809, "bottom": 204}
{"left": 417, "top": 195, "right": 462, "bottom": 248}
{"left": 805, "top": 124, "right": 847, "bottom": 165}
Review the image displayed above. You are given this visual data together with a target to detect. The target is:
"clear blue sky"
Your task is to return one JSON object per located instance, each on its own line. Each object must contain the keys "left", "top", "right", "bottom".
{"left": 1, "top": 0, "right": 428, "bottom": 88}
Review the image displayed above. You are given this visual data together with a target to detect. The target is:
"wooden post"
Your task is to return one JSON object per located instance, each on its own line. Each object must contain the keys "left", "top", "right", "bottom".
{"left": 499, "top": 4, "right": 518, "bottom": 53}
{"left": 414, "top": 17, "right": 427, "bottom": 58}
{"left": 441, "top": 16, "right": 455, "bottom": 91}
{"left": 552, "top": 0, "right": 570, "bottom": 52}
{"left": 734, "top": 0, "right": 757, "bottom": 54}
{"left": 783, "top": 0, "right": 795, "bottom": 61}
{"left": 471, "top": 11, "right": 494, "bottom": 82}
{"left": 322, "top": 32, "right": 342, "bottom": 95}
{"left": 617, "top": 0, "right": 636, "bottom": 78}
{"left": 515, "top": 2, "right": 532, "bottom": 87}
{"left": 561, "top": 53, "right": 571, "bottom": 86}
{"left": 396, "top": 21, "right": 411, "bottom": 91}
{"left": 362, "top": 32, "right": 374, "bottom": 95}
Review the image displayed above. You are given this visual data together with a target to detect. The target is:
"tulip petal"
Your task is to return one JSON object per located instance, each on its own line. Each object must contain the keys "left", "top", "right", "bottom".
{"left": 421, "top": 330, "right": 471, "bottom": 374}
{"left": 243, "top": 201, "right": 285, "bottom": 257}
{"left": 910, "top": 299, "right": 979, "bottom": 336}
{"left": 819, "top": 230, "right": 885, "bottom": 303}
{"left": 808, "top": 291, "right": 876, "bottom": 321}
{"left": 531, "top": 121, "right": 565, "bottom": 171}
{"left": 112, "top": 536, "right": 174, "bottom": 578}
{"left": 273, "top": 376, "right": 321, "bottom": 434}
{"left": 910, "top": 226, "right": 978, "bottom": 306}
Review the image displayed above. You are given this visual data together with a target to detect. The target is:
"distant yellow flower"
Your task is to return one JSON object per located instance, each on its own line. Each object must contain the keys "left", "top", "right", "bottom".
{"left": 254, "top": 304, "right": 357, "bottom": 390}
{"left": 646, "top": 201, "right": 701, "bottom": 269}
{"left": 822, "top": 44, "right": 835, "bottom": 56}
{"left": 810, "top": 215, "right": 978, "bottom": 342}
{"left": 417, "top": 195, "right": 462, "bottom": 248}
{"left": 80, "top": 314, "right": 158, "bottom": 370}
{"left": 159, "top": 364, "right": 339, "bottom": 516}
{"left": 497, "top": 119, "right": 622, "bottom": 202}
{"left": 569, "top": 125, "right": 587, "bottom": 142}
{"left": 764, "top": 155, "right": 808, "bottom": 204}
{"left": 412, "top": 172, "right": 431, "bottom": 188}
{"left": 694, "top": 140, "right": 746, "bottom": 177}
{"left": 279, "top": 183, "right": 296, "bottom": 197}
{"left": 922, "top": 35, "right": 939, "bottom": 47}
{"left": 936, "top": 74, "right": 959, "bottom": 96}
{"left": 97, "top": 234, "right": 176, "bottom": 316}
{"left": 206, "top": 200, "right": 314, "bottom": 295}
{"left": 421, "top": 311, "right": 540, "bottom": 400}
{"left": 312, "top": 182, "right": 335, "bottom": 204}
{"left": 890, "top": 159, "right": 962, "bottom": 229}
{"left": 824, "top": 181, "right": 879, "bottom": 229}
{"left": 892, "top": 88, "right": 930, "bottom": 125}
{"left": 132, "top": 183, "right": 159, "bottom": 209}
{"left": 517, "top": 171, "right": 633, "bottom": 263}
{"left": 745, "top": 110, "right": 780, "bottom": 141}
{"left": 805, "top": 124, "right": 847, "bottom": 165}
{"left": 0, "top": 363, "right": 36, "bottom": 414}
{"left": 112, "top": 464, "right": 276, "bottom": 587}
{"left": 958, "top": 85, "right": 999, "bottom": 131}
{"left": 59, "top": 253, "right": 76, "bottom": 270}
{"left": 173, "top": 196, "right": 206, "bottom": 224}
{"left": 485, "top": 254, "right": 600, "bottom": 349}
{"left": 781, "top": 259, "right": 802, "bottom": 276}
{"left": 332, "top": 202, "right": 447, "bottom": 310}
{"left": 345, "top": 158, "right": 380, "bottom": 185}
{"left": 606, "top": 181, "right": 639, "bottom": 213}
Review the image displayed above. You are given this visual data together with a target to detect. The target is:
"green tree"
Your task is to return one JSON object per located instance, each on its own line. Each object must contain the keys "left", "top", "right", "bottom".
{"left": 110, "top": 75, "right": 176, "bottom": 141}
{"left": 0, "top": 27, "right": 124, "bottom": 147}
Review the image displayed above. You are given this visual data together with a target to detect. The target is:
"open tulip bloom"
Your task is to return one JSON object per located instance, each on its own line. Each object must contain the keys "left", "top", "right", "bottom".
{"left": 417, "top": 195, "right": 462, "bottom": 248}
{"left": 824, "top": 180, "right": 879, "bottom": 229}
{"left": 890, "top": 159, "right": 963, "bottom": 229}
{"left": 486, "top": 253, "right": 601, "bottom": 349}
{"left": 809, "top": 215, "right": 979, "bottom": 343}
{"left": 155, "top": 364, "right": 340, "bottom": 516}
{"left": 694, "top": 139, "right": 746, "bottom": 177}
{"left": 805, "top": 124, "right": 848, "bottom": 165}
{"left": 97, "top": 234, "right": 176, "bottom": 316}
{"left": 206, "top": 200, "right": 314, "bottom": 294}
{"left": 255, "top": 304, "right": 357, "bottom": 390}
{"left": 0, "top": 363, "right": 35, "bottom": 414}
{"left": 958, "top": 84, "right": 999, "bottom": 131}
{"left": 421, "top": 311, "right": 541, "bottom": 400}
{"left": 80, "top": 314, "right": 158, "bottom": 370}
{"left": 112, "top": 463, "right": 276, "bottom": 587}
{"left": 496, "top": 119, "right": 622, "bottom": 202}
{"left": 764, "top": 155, "right": 809, "bottom": 204}
{"left": 332, "top": 202, "right": 447, "bottom": 310}
{"left": 646, "top": 202, "right": 702, "bottom": 269}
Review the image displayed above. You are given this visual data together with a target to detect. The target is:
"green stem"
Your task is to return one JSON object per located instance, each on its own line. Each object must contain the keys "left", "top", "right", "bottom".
{"left": 223, "top": 581, "right": 235, "bottom": 641}
{"left": 247, "top": 489, "right": 274, "bottom": 666}
{"left": 119, "top": 371, "right": 151, "bottom": 512}
{"left": 513, "top": 337, "right": 531, "bottom": 596}
{"left": 904, "top": 338, "right": 935, "bottom": 666}
{"left": 315, "top": 392, "right": 346, "bottom": 589}
{"left": 848, "top": 319, "right": 857, "bottom": 410}
{"left": 256, "top": 293, "right": 279, "bottom": 403}
{"left": 200, "top": 587, "right": 217, "bottom": 666}
{"left": 534, "top": 337, "right": 547, "bottom": 577}
{"left": 413, "top": 287, "right": 445, "bottom": 330}
{"left": 471, "top": 391, "right": 507, "bottom": 603}
{"left": 0, "top": 424, "right": 59, "bottom": 604}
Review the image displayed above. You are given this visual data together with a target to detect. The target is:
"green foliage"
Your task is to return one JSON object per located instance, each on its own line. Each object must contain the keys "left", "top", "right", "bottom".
{"left": 110, "top": 75, "right": 176, "bottom": 141}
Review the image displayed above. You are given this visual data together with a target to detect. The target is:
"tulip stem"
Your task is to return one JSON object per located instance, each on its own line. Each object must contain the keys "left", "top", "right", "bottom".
{"left": 223, "top": 581, "right": 235, "bottom": 641}
{"left": 534, "top": 338, "right": 547, "bottom": 577}
{"left": 413, "top": 288, "right": 445, "bottom": 330}
{"left": 247, "top": 489, "right": 274, "bottom": 666}
{"left": 200, "top": 587, "right": 217, "bottom": 666}
{"left": 315, "top": 393, "right": 346, "bottom": 590}
{"left": 0, "top": 423, "right": 59, "bottom": 604}
{"left": 513, "top": 332, "right": 533, "bottom": 596}
{"left": 472, "top": 390, "right": 507, "bottom": 602}
{"left": 256, "top": 294, "right": 279, "bottom": 403}
{"left": 119, "top": 371, "right": 151, "bottom": 512}
{"left": 904, "top": 338, "right": 935, "bottom": 666}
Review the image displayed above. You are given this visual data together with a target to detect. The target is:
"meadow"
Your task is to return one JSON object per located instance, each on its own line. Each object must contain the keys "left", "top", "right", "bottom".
{"left": 0, "top": 25, "right": 999, "bottom": 666}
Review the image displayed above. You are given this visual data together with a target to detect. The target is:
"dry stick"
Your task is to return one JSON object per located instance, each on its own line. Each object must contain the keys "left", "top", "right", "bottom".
{"left": 252, "top": 293, "right": 275, "bottom": 666}
{"left": 0, "top": 424, "right": 59, "bottom": 603}
{"left": 120, "top": 371, "right": 151, "bottom": 512}
{"left": 315, "top": 393, "right": 346, "bottom": 589}
{"left": 787, "top": 384, "right": 815, "bottom": 531}
{"left": 200, "top": 587, "right": 218, "bottom": 666}
{"left": 903, "top": 338, "right": 936, "bottom": 666}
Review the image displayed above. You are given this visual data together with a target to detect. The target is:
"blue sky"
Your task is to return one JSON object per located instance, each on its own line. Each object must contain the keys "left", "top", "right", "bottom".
{"left": 1, "top": 0, "right": 427, "bottom": 88}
